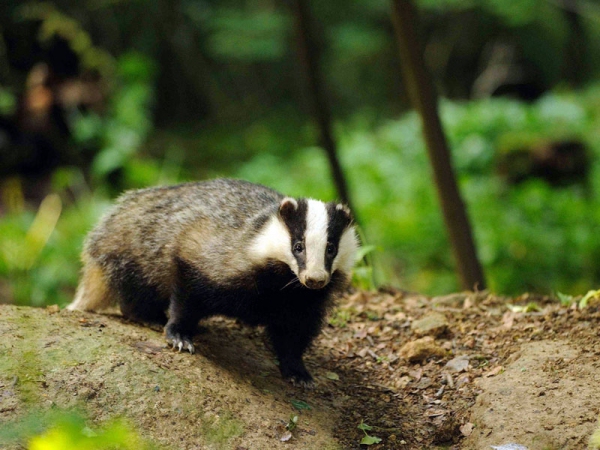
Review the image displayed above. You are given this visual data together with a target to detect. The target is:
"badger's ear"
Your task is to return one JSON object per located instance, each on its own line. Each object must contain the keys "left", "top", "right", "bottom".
{"left": 279, "top": 197, "right": 298, "bottom": 222}
{"left": 335, "top": 203, "right": 353, "bottom": 228}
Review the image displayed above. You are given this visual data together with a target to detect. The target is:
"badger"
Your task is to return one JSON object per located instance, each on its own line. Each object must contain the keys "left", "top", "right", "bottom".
{"left": 68, "top": 178, "right": 358, "bottom": 385}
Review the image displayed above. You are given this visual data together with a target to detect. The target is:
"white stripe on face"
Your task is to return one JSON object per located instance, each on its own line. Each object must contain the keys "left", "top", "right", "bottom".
{"left": 249, "top": 216, "right": 298, "bottom": 274}
{"left": 305, "top": 199, "right": 329, "bottom": 275}
{"left": 332, "top": 226, "right": 358, "bottom": 274}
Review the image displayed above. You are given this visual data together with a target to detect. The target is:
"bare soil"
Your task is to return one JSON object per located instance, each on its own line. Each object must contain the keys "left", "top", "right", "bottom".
{"left": 1, "top": 290, "right": 599, "bottom": 449}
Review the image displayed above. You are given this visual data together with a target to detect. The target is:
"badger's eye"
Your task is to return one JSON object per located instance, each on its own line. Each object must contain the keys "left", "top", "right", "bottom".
{"left": 326, "top": 243, "right": 336, "bottom": 256}
{"left": 293, "top": 242, "right": 304, "bottom": 254}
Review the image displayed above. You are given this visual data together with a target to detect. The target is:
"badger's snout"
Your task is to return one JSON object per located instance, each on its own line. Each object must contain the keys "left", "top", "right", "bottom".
{"left": 300, "top": 271, "right": 330, "bottom": 289}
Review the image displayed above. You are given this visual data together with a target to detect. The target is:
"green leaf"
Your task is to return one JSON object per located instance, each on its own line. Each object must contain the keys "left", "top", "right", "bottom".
{"left": 355, "top": 245, "right": 377, "bottom": 261}
{"left": 357, "top": 422, "right": 372, "bottom": 431}
{"left": 291, "top": 400, "right": 311, "bottom": 411}
{"left": 557, "top": 292, "right": 574, "bottom": 306}
{"left": 286, "top": 415, "right": 298, "bottom": 431}
{"left": 360, "top": 435, "right": 382, "bottom": 445}
{"left": 506, "top": 302, "right": 539, "bottom": 313}
{"left": 579, "top": 289, "right": 600, "bottom": 309}
{"left": 325, "top": 372, "right": 339, "bottom": 381}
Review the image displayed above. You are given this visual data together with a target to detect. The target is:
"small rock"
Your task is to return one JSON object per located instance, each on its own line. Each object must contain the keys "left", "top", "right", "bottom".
{"left": 46, "top": 304, "right": 60, "bottom": 314}
{"left": 279, "top": 431, "right": 292, "bottom": 442}
{"left": 445, "top": 355, "right": 470, "bottom": 373}
{"left": 399, "top": 337, "right": 447, "bottom": 363}
{"left": 411, "top": 312, "right": 448, "bottom": 337}
{"left": 460, "top": 422, "right": 474, "bottom": 437}
{"left": 77, "top": 387, "right": 96, "bottom": 400}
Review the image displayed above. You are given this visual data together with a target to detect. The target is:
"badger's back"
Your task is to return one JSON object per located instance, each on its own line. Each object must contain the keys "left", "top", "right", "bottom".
{"left": 70, "top": 179, "right": 285, "bottom": 313}
{"left": 88, "top": 179, "right": 283, "bottom": 260}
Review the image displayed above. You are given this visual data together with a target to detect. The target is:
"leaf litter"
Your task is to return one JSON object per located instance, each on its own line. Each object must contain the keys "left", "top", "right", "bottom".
{"left": 305, "top": 288, "right": 600, "bottom": 448}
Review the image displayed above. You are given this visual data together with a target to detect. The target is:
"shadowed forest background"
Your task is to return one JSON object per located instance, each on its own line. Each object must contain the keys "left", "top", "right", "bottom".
{"left": 2, "top": 0, "right": 600, "bottom": 307}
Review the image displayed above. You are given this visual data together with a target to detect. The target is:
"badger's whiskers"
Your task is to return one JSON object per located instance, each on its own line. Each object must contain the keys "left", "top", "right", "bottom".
{"left": 281, "top": 277, "right": 301, "bottom": 291}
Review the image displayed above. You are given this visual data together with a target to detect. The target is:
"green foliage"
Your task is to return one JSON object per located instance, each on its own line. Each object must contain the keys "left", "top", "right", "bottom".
{"left": 3, "top": 86, "right": 600, "bottom": 305}
{"left": 0, "top": 86, "right": 16, "bottom": 115}
{"left": 0, "top": 180, "right": 108, "bottom": 306}
{"left": 18, "top": 3, "right": 115, "bottom": 78}
{"left": 329, "top": 309, "right": 352, "bottom": 328}
{"left": 557, "top": 289, "right": 600, "bottom": 309}
{"left": 286, "top": 415, "right": 298, "bottom": 432}
{"left": 3, "top": 0, "right": 600, "bottom": 305}
{"left": 590, "top": 415, "right": 600, "bottom": 450}
{"left": 0, "top": 409, "right": 156, "bottom": 450}
{"left": 72, "top": 52, "right": 157, "bottom": 187}
{"left": 579, "top": 289, "right": 600, "bottom": 308}
{"left": 291, "top": 400, "right": 311, "bottom": 411}
{"left": 203, "top": 8, "right": 290, "bottom": 62}
{"left": 357, "top": 420, "right": 382, "bottom": 445}
{"left": 352, "top": 243, "right": 378, "bottom": 291}
{"left": 230, "top": 86, "right": 600, "bottom": 295}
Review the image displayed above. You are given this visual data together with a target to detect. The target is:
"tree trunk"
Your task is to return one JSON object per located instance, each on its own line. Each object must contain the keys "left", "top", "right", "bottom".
{"left": 561, "top": 0, "right": 587, "bottom": 86}
{"left": 390, "top": 0, "right": 486, "bottom": 290}
{"left": 291, "top": 0, "right": 353, "bottom": 209}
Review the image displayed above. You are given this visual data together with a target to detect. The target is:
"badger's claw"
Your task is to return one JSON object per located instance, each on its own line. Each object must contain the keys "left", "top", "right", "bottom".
{"left": 289, "top": 377, "right": 316, "bottom": 389}
{"left": 280, "top": 359, "right": 314, "bottom": 388}
{"left": 167, "top": 333, "right": 195, "bottom": 354}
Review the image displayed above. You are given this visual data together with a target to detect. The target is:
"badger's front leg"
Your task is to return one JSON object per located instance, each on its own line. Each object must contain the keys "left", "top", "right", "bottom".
{"left": 165, "top": 258, "right": 205, "bottom": 353}
{"left": 165, "top": 295, "right": 198, "bottom": 353}
{"left": 267, "top": 321, "right": 319, "bottom": 387}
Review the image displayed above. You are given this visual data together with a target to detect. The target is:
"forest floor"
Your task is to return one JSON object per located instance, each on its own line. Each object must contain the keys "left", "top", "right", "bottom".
{"left": 315, "top": 289, "right": 600, "bottom": 449}
{"left": 1, "top": 290, "right": 599, "bottom": 449}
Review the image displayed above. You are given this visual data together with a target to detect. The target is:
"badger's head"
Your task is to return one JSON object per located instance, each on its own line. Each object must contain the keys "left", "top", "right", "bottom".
{"left": 252, "top": 197, "right": 358, "bottom": 289}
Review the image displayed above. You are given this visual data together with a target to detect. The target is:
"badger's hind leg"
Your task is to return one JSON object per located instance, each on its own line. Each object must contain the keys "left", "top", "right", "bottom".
{"left": 115, "top": 260, "right": 169, "bottom": 326}
{"left": 67, "top": 260, "right": 115, "bottom": 312}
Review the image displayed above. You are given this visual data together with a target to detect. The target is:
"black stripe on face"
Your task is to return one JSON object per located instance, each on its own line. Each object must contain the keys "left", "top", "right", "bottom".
{"left": 279, "top": 198, "right": 308, "bottom": 271}
{"left": 325, "top": 203, "right": 353, "bottom": 271}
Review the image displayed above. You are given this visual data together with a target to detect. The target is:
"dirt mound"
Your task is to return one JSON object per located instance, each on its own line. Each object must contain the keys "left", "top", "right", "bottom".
{"left": 0, "top": 306, "right": 341, "bottom": 449}
{"left": 1, "top": 290, "right": 599, "bottom": 449}
{"left": 464, "top": 340, "right": 599, "bottom": 449}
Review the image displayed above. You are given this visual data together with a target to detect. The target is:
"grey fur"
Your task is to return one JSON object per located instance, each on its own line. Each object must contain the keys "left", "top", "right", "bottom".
{"left": 68, "top": 179, "right": 358, "bottom": 383}
{"left": 87, "top": 179, "right": 285, "bottom": 292}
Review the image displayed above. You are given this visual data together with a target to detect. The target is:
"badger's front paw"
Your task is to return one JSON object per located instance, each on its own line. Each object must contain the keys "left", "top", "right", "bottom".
{"left": 280, "top": 358, "right": 314, "bottom": 388}
{"left": 289, "top": 375, "right": 316, "bottom": 389}
{"left": 165, "top": 324, "right": 195, "bottom": 354}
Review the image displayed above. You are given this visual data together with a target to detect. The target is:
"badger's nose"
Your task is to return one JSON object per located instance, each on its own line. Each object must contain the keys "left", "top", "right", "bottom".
{"left": 303, "top": 274, "right": 329, "bottom": 289}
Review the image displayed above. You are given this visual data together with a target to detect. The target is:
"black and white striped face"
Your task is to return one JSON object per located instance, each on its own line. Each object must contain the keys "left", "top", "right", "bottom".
{"left": 272, "top": 197, "right": 358, "bottom": 289}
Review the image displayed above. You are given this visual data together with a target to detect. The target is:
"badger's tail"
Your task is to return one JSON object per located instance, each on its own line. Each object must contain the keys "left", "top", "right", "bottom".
{"left": 67, "top": 257, "right": 115, "bottom": 311}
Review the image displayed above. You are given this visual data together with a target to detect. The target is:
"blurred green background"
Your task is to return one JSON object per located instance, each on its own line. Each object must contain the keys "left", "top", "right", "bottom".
{"left": 1, "top": 0, "right": 600, "bottom": 306}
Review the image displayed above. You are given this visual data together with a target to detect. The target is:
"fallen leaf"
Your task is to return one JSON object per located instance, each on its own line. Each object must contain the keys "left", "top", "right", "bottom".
{"left": 408, "top": 368, "right": 423, "bottom": 381}
{"left": 445, "top": 355, "right": 470, "bottom": 373}
{"left": 484, "top": 366, "right": 504, "bottom": 377}
{"left": 425, "top": 408, "right": 448, "bottom": 418}
{"left": 325, "top": 372, "right": 339, "bottom": 381}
